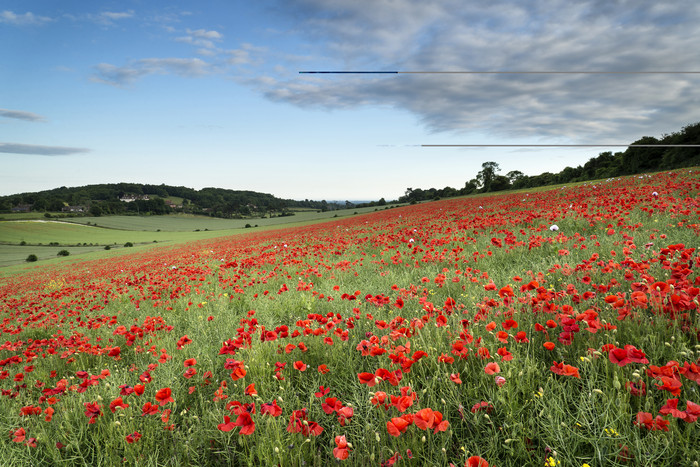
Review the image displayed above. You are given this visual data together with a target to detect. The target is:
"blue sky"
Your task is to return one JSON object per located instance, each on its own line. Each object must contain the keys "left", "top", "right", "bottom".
{"left": 2, "top": 1, "right": 699, "bottom": 200}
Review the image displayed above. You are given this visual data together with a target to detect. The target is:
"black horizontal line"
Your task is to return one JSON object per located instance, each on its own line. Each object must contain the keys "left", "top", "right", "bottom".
{"left": 422, "top": 144, "right": 700, "bottom": 147}
{"left": 299, "top": 71, "right": 398, "bottom": 74}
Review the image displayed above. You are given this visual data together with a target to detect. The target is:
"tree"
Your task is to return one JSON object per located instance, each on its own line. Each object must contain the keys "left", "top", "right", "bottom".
{"left": 462, "top": 179, "right": 478, "bottom": 195}
{"left": 476, "top": 162, "right": 500, "bottom": 192}
{"left": 506, "top": 170, "right": 525, "bottom": 184}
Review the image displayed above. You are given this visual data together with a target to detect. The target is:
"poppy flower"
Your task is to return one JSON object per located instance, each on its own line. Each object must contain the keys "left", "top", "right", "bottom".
{"left": 450, "top": 373, "right": 462, "bottom": 384}
{"left": 684, "top": 401, "right": 700, "bottom": 422}
{"left": 11, "top": 427, "right": 26, "bottom": 443}
{"left": 659, "top": 399, "right": 686, "bottom": 420}
{"left": 293, "top": 361, "right": 307, "bottom": 372}
{"left": 333, "top": 435, "right": 351, "bottom": 460}
{"left": 142, "top": 401, "right": 160, "bottom": 416}
{"left": 471, "top": 401, "right": 493, "bottom": 414}
{"left": 125, "top": 431, "right": 142, "bottom": 443}
{"left": 484, "top": 362, "right": 500, "bottom": 375}
{"left": 387, "top": 416, "right": 412, "bottom": 437}
{"left": 84, "top": 402, "right": 103, "bottom": 424}
{"left": 244, "top": 383, "right": 257, "bottom": 397}
{"left": 155, "top": 387, "right": 174, "bottom": 406}
{"left": 358, "top": 372, "right": 378, "bottom": 387}
{"left": 609, "top": 347, "right": 631, "bottom": 367}
{"left": 550, "top": 361, "right": 580, "bottom": 378}
{"left": 109, "top": 397, "right": 129, "bottom": 413}
{"left": 318, "top": 364, "right": 330, "bottom": 374}
{"left": 466, "top": 456, "right": 489, "bottom": 467}
{"left": 261, "top": 400, "right": 282, "bottom": 417}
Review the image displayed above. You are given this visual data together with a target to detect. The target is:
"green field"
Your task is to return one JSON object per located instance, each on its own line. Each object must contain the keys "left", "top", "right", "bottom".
{"left": 0, "top": 206, "right": 402, "bottom": 269}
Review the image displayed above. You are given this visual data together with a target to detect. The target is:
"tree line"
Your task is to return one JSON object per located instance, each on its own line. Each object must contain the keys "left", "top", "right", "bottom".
{"left": 399, "top": 121, "right": 700, "bottom": 203}
{"left": 0, "top": 183, "right": 345, "bottom": 218}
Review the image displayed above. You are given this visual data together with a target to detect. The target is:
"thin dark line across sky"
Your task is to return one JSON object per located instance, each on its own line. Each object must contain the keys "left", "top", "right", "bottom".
{"left": 299, "top": 71, "right": 700, "bottom": 74}
{"left": 422, "top": 144, "right": 700, "bottom": 148}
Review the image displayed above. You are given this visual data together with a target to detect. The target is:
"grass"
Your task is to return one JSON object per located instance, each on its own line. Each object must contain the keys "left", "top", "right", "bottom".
{"left": 0, "top": 171, "right": 699, "bottom": 466}
{"left": 0, "top": 206, "right": 403, "bottom": 269}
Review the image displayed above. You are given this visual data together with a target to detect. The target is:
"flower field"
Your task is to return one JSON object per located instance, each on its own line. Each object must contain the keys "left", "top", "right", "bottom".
{"left": 1, "top": 170, "right": 699, "bottom": 466}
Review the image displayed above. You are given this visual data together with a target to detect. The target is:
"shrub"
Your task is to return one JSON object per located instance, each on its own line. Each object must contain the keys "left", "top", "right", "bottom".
{"left": 104, "top": 245, "right": 111, "bottom": 250}
{"left": 124, "top": 242, "right": 134, "bottom": 247}
{"left": 57, "top": 250, "right": 70, "bottom": 257}
{"left": 26, "top": 254, "right": 38, "bottom": 262}
{"left": 245, "top": 224, "right": 252, "bottom": 228}
{"left": 20, "top": 240, "right": 26, "bottom": 246}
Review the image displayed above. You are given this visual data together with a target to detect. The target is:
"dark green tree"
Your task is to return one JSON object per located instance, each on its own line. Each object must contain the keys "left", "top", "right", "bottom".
{"left": 476, "top": 162, "right": 500, "bottom": 192}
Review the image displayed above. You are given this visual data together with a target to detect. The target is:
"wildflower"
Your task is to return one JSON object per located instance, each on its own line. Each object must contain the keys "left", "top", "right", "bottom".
{"left": 125, "top": 431, "right": 142, "bottom": 443}
{"left": 109, "top": 397, "right": 129, "bottom": 413}
{"left": 387, "top": 415, "right": 412, "bottom": 437}
{"left": 333, "top": 435, "right": 351, "bottom": 460}
{"left": 550, "top": 225, "right": 559, "bottom": 231}
{"left": 155, "top": 387, "right": 174, "bottom": 406}
{"left": 465, "top": 456, "right": 489, "bottom": 467}
{"left": 84, "top": 402, "right": 103, "bottom": 424}
{"left": 484, "top": 362, "right": 501, "bottom": 375}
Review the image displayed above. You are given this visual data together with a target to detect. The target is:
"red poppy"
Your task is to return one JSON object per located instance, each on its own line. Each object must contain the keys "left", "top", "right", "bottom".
{"left": 84, "top": 402, "right": 103, "bottom": 424}
{"left": 333, "top": 435, "right": 351, "bottom": 460}
{"left": 471, "top": 401, "right": 493, "bottom": 414}
{"left": 244, "top": 383, "right": 257, "bottom": 397}
{"left": 387, "top": 415, "right": 412, "bottom": 437}
{"left": 125, "top": 431, "right": 142, "bottom": 443}
{"left": 318, "top": 364, "right": 330, "bottom": 374}
{"left": 550, "top": 361, "right": 580, "bottom": 378}
{"left": 465, "top": 456, "right": 489, "bottom": 467}
{"left": 450, "top": 373, "right": 462, "bottom": 384}
{"left": 293, "top": 361, "right": 307, "bottom": 372}
{"left": 261, "top": 400, "right": 282, "bottom": 417}
{"left": 109, "top": 397, "right": 129, "bottom": 413}
{"left": 358, "top": 372, "right": 378, "bottom": 387}
{"left": 155, "top": 387, "right": 174, "bottom": 406}
{"left": 484, "top": 362, "right": 500, "bottom": 375}
{"left": 659, "top": 399, "right": 686, "bottom": 420}
{"left": 685, "top": 401, "right": 700, "bottom": 422}
{"left": 142, "top": 401, "right": 160, "bottom": 416}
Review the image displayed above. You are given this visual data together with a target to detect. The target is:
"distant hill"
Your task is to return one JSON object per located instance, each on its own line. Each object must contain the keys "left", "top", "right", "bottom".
{"left": 0, "top": 183, "right": 348, "bottom": 219}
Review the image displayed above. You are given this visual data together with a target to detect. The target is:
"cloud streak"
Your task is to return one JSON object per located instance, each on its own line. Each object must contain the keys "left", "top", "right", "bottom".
{"left": 252, "top": 0, "right": 700, "bottom": 143}
{"left": 0, "top": 109, "right": 46, "bottom": 122}
{"left": 0, "top": 10, "right": 52, "bottom": 25}
{"left": 91, "top": 58, "right": 211, "bottom": 86}
{"left": 0, "top": 143, "right": 90, "bottom": 156}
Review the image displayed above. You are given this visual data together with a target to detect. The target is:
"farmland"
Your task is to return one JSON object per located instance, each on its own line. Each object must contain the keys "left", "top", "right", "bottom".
{"left": 1, "top": 170, "right": 699, "bottom": 466}
{"left": 0, "top": 206, "right": 396, "bottom": 271}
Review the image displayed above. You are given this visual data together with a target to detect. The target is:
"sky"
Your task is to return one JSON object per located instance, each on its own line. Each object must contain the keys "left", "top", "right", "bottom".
{"left": 2, "top": 0, "right": 699, "bottom": 201}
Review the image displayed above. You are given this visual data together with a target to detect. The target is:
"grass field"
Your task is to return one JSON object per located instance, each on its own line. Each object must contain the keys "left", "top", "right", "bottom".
{"left": 0, "top": 206, "right": 402, "bottom": 269}
{"left": 1, "top": 171, "right": 699, "bottom": 466}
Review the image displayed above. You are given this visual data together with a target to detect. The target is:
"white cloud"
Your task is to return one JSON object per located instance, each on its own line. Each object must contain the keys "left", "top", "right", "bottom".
{"left": 250, "top": 0, "right": 700, "bottom": 143}
{"left": 0, "top": 10, "right": 51, "bottom": 25}
{"left": 101, "top": 11, "right": 134, "bottom": 21}
{"left": 83, "top": 10, "right": 135, "bottom": 26}
{"left": 187, "top": 28, "right": 223, "bottom": 40}
{"left": 91, "top": 58, "right": 211, "bottom": 86}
